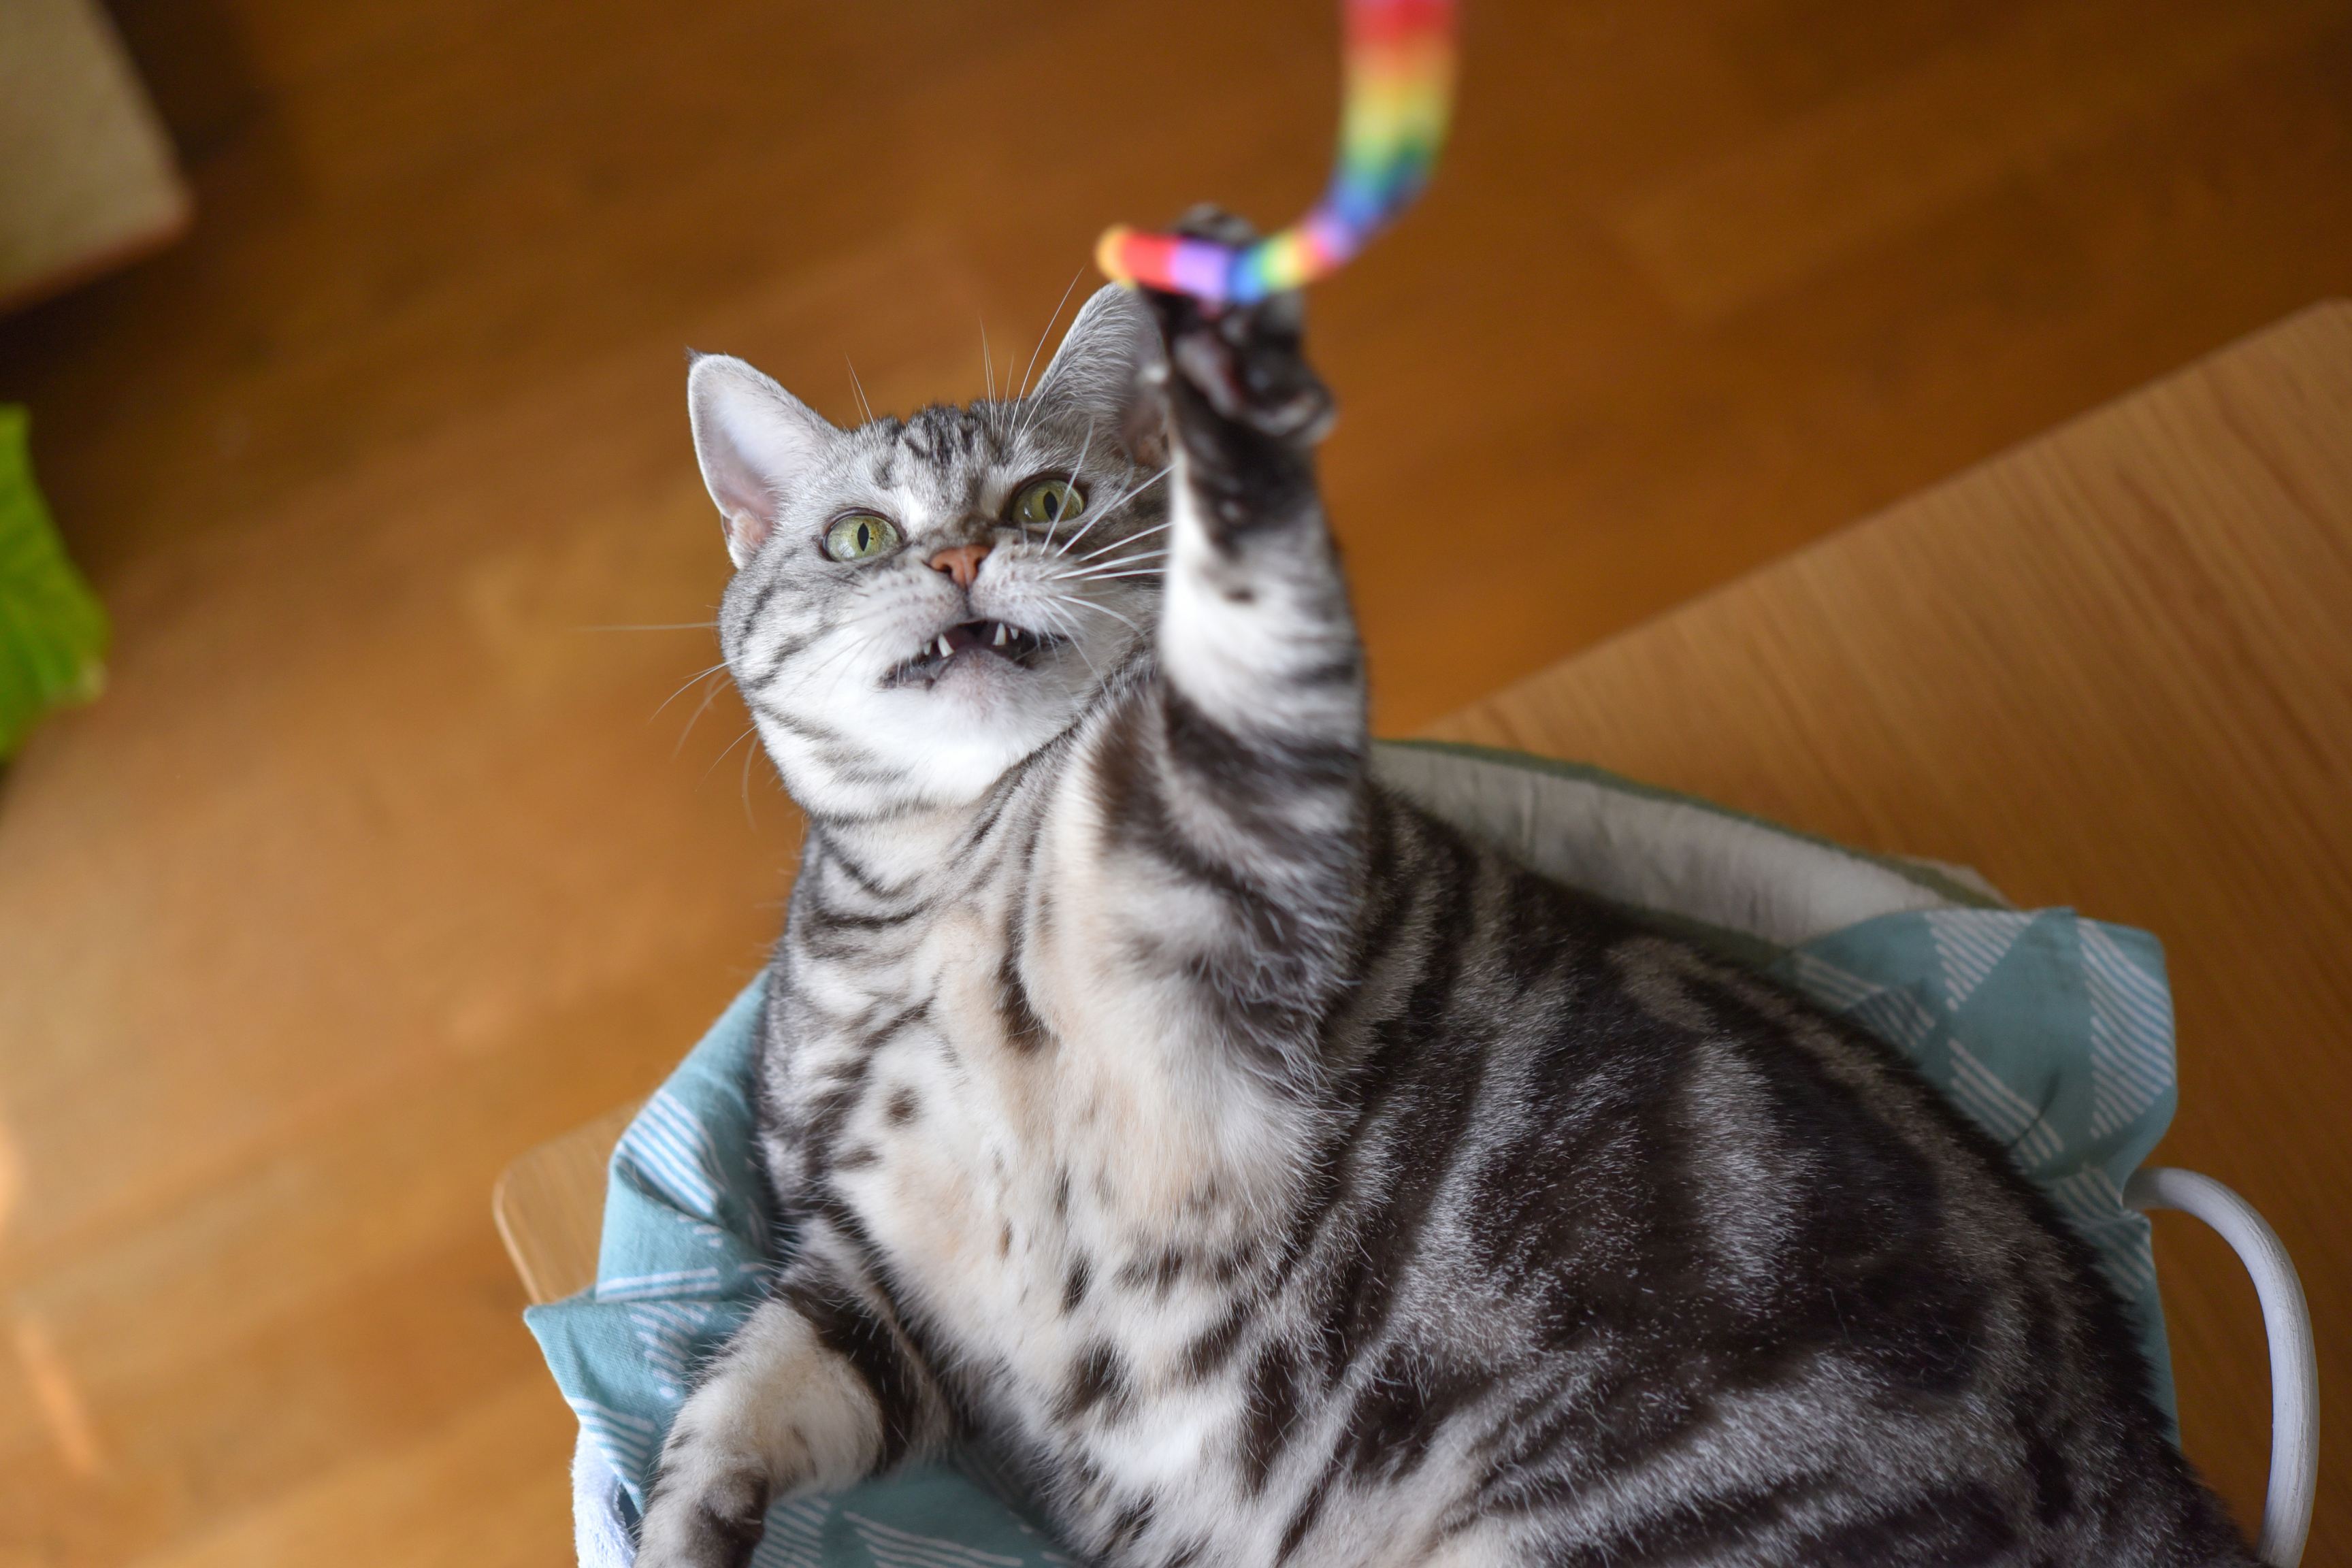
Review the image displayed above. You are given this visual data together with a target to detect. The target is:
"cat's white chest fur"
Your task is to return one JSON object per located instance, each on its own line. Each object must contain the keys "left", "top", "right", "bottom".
{"left": 802, "top": 847, "right": 1298, "bottom": 1450}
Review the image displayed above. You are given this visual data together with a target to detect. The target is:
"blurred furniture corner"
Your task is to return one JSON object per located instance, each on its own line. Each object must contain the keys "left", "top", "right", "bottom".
{"left": 493, "top": 1100, "right": 640, "bottom": 1306}
{"left": 1, "top": 0, "right": 193, "bottom": 316}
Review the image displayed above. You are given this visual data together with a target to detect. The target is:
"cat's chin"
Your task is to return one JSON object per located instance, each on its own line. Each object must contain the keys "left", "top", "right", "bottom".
{"left": 759, "top": 671, "right": 1082, "bottom": 818}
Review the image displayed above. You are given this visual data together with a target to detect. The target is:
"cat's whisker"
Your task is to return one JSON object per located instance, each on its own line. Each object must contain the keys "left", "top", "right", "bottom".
{"left": 585, "top": 621, "right": 721, "bottom": 632}
{"left": 1030, "top": 602, "right": 1104, "bottom": 684}
{"left": 1056, "top": 567, "right": 1166, "bottom": 585}
{"left": 797, "top": 619, "right": 905, "bottom": 687}
{"left": 1018, "top": 268, "right": 1085, "bottom": 402}
{"left": 1044, "top": 419, "right": 1096, "bottom": 553}
{"left": 1055, "top": 465, "right": 1172, "bottom": 557}
{"left": 1040, "top": 552, "right": 1169, "bottom": 586}
{"left": 1076, "top": 522, "right": 1171, "bottom": 561}
{"left": 846, "top": 355, "right": 875, "bottom": 425}
{"left": 652, "top": 659, "right": 734, "bottom": 720}
{"left": 1053, "top": 536, "right": 1170, "bottom": 565}
{"left": 1009, "top": 365, "right": 1042, "bottom": 454}
{"left": 1048, "top": 549, "right": 1171, "bottom": 576}
{"left": 979, "top": 316, "right": 995, "bottom": 402}
{"left": 700, "top": 720, "right": 762, "bottom": 786}
{"left": 1062, "top": 598, "right": 1143, "bottom": 636}
{"left": 1068, "top": 463, "right": 1176, "bottom": 555}
{"left": 773, "top": 606, "right": 904, "bottom": 692}
{"left": 1012, "top": 378, "right": 1054, "bottom": 457}
{"left": 670, "top": 668, "right": 736, "bottom": 760}
{"left": 1007, "top": 278, "right": 1083, "bottom": 455}
{"left": 739, "top": 722, "right": 766, "bottom": 827}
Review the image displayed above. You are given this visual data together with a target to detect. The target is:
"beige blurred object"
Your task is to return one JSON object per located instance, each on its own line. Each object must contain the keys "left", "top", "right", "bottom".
{"left": 491, "top": 1100, "right": 641, "bottom": 1309}
{"left": 0, "top": 0, "right": 191, "bottom": 313}
{"left": 494, "top": 303, "right": 2349, "bottom": 1557}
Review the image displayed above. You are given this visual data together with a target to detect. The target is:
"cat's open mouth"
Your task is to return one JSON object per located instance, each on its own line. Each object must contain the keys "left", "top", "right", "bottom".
{"left": 887, "top": 619, "right": 1054, "bottom": 685}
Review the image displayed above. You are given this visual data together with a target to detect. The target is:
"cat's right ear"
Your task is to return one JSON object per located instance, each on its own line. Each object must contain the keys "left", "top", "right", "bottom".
{"left": 1032, "top": 284, "right": 1169, "bottom": 465}
{"left": 687, "top": 353, "right": 841, "bottom": 568}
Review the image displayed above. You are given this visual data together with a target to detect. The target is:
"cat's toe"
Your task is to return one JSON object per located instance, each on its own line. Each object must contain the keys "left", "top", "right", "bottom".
{"left": 1145, "top": 287, "right": 1335, "bottom": 446}
{"left": 1171, "top": 201, "right": 1261, "bottom": 252}
{"left": 636, "top": 1469, "right": 768, "bottom": 1568}
{"left": 1135, "top": 207, "right": 1337, "bottom": 445}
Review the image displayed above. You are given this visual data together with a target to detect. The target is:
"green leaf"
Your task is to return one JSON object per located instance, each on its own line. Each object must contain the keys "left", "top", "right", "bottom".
{"left": 0, "top": 405, "right": 109, "bottom": 760}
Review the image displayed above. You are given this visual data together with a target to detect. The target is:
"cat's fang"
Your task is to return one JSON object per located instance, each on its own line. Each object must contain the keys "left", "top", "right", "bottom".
{"left": 994, "top": 623, "right": 1009, "bottom": 648}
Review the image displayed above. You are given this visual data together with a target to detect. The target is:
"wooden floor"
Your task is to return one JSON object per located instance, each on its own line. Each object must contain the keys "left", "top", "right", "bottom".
{"left": 0, "top": 1, "right": 2345, "bottom": 1562}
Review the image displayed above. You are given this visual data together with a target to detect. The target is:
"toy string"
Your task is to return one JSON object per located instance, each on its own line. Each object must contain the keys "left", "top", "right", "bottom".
{"left": 1096, "top": 0, "right": 1459, "bottom": 307}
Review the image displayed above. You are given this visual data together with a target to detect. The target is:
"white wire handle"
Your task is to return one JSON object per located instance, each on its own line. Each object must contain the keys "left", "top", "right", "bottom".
{"left": 2126, "top": 1166, "right": 2319, "bottom": 1567}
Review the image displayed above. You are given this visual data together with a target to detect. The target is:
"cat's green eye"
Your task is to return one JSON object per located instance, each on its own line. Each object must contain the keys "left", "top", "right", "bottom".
{"left": 823, "top": 512, "right": 900, "bottom": 561}
{"left": 1011, "top": 478, "right": 1083, "bottom": 528}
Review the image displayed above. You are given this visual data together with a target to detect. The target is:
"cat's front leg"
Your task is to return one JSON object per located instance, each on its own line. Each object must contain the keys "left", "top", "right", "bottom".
{"left": 1143, "top": 220, "right": 1352, "bottom": 736}
{"left": 636, "top": 1261, "right": 947, "bottom": 1568}
{"left": 1091, "top": 227, "right": 1368, "bottom": 1081}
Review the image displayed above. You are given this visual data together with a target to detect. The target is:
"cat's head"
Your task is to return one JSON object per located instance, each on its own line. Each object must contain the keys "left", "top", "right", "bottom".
{"left": 690, "top": 285, "right": 1169, "bottom": 821}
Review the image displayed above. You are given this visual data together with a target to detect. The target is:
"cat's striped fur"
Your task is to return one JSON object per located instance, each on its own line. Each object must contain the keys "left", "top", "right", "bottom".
{"left": 637, "top": 253, "right": 2253, "bottom": 1566}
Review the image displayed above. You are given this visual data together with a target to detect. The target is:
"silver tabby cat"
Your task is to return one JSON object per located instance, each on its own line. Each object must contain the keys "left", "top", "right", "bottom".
{"left": 637, "top": 242, "right": 2253, "bottom": 1566}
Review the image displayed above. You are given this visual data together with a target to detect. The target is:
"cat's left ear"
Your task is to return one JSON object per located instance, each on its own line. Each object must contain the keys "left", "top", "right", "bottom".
{"left": 687, "top": 353, "right": 841, "bottom": 568}
{"left": 1033, "top": 284, "right": 1169, "bottom": 465}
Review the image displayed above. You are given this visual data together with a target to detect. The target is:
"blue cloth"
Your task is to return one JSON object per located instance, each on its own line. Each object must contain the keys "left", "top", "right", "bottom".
{"left": 525, "top": 748, "right": 2180, "bottom": 1565}
{"left": 1769, "top": 909, "right": 2176, "bottom": 1415}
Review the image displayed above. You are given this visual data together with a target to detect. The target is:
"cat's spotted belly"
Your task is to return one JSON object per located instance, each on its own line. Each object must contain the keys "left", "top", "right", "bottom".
{"left": 823, "top": 1043, "right": 1511, "bottom": 1568}
{"left": 801, "top": 951, "right": 1509, "bottom": 1567}
{"left": 806, "top": 924, "right": 1292, "bottom": 1429}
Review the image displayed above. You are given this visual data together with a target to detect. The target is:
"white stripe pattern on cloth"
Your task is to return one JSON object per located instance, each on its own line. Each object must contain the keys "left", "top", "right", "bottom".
{"left": 1923, "top": 910, "right": 2027, "bottom": 1011}
{"left": 598, "top": 1265, "right": 725, "bottom": 1302}
{"left": 1945, "top": 1039, "right": 2065, "bottom": 1169}
{"left": 1780, "top": 951, "right": 1879, "bottom": 1013}
{"left": 751, "top": 1497, "right": 835, "bottom": 1568}
{"left": 629, "top": 1298, "right": 719, "bottom": 1398}
{"left": 1847, "top": 987, "right": 1940, "bottom": 1054}
{"left": 845, "top": 1513, "right": 1029, "bottom": 1568}
{"left": 568, "top": 1395, "right": 657, "bottom": 1478}
{"left": 617, "top": 1090, "right": 726, "bottom": 1218}
{"left": 1782, "top": 951, "right": 1938, "bottom": 1057}
{"left": 2078, "top": 924, "right": 2174, "bottom": 1140}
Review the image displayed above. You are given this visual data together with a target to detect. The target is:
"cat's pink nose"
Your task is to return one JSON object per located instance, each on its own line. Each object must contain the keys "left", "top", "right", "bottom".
{"left": 929, "top": 543, "right": 992, "bottom": 591}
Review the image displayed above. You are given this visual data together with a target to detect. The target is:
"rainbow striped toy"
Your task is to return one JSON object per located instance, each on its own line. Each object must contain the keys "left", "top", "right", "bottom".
{"left": 1096, "top": 0, "right": 1459, "bottom": 307}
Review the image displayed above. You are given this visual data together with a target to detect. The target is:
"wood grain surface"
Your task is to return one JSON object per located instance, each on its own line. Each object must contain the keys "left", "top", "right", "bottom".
{"left": 2, "top": 1, "right": 2349, "bottom": 1564}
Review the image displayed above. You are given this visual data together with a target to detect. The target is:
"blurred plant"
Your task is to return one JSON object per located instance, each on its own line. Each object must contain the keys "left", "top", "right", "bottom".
{"left": 0, "top": 406, "right": 107, "bottom": 760}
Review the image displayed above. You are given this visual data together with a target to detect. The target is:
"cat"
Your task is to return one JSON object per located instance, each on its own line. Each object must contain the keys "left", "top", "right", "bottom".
{"left": 634, "top": 220, "right": 2254, "bottom": 1567}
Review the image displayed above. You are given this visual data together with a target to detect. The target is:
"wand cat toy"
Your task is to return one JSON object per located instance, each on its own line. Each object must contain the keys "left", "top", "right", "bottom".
{"left": 1094, "top": 0, "right": 1459, "bottom": 306}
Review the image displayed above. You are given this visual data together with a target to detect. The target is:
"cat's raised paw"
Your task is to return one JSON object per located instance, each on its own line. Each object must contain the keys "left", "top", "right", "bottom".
{"left": 1143, "top": 209, "right": 1336, "bottom": 448}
